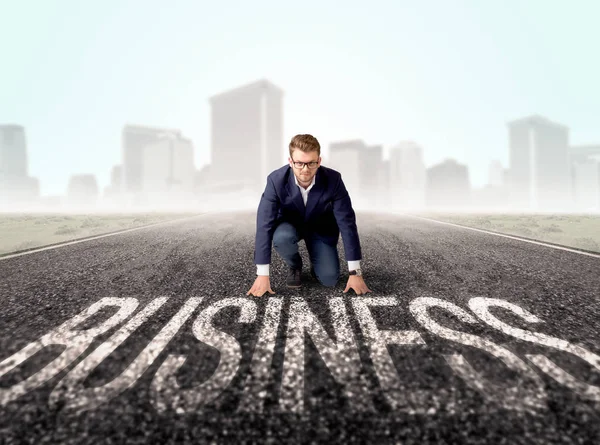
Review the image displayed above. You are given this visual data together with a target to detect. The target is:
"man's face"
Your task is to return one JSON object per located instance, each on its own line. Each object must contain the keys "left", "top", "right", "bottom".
{"left": 289, "top": 149, "right": 321, "bottom": 185}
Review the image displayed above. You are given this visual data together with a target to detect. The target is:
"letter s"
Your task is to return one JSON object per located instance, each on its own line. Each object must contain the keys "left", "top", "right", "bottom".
{"left": 410, "top": 297, "right": 546, "bottom": 412}
{"left": 469, "top": 297, "right": 600, "bottom": 401}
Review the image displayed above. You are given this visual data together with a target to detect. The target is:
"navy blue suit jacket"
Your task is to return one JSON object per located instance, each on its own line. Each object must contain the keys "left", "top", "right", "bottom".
{"left": 254, "top": 164, "right": 362, "bottom": 265}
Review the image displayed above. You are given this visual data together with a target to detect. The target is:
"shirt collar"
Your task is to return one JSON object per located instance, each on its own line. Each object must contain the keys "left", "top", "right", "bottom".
{"left": 294, "top": 173, "right": 316, "bottom": 191}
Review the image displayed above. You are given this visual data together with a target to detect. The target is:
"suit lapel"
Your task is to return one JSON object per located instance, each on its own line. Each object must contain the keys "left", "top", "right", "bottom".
{"left": 304, "top": 168, "right": 325, "bottom": 220}
{"left": 286, "top": 168, "right": 306, "bottom": 216}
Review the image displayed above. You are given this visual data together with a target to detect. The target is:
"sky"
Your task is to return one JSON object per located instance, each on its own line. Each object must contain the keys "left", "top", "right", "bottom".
{"left": 1, "top": 0, "right": 599, "bottom": 196}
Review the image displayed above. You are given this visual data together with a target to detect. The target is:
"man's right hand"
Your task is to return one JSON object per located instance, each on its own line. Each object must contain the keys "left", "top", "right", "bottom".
{"left": 246, "top": 276, "right": 275, "bottom": 297}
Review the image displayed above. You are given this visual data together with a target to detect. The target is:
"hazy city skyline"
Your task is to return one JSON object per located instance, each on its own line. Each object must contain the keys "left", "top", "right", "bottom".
{"left": 1, "top": 0, "right": 599, "bottom": 197}
{"left": 2, "top": 74, "right": 599, "bottom": 213}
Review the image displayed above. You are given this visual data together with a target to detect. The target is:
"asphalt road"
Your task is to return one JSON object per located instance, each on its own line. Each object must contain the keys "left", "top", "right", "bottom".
{"left": 1, "top": 211, "right": 599, "bottom": 444}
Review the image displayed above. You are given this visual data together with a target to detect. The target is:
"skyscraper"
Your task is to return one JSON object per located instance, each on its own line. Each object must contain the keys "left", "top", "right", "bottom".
{"left": 102, "top": 165, "right": 124, "bottom": 208}
{"left": 121, "top": 124, "right": 195, "bottom": 207}
{"left": 140, "top": 133, "right": 195, "bottom": 204}
{"left": 570, "top": 144, "right": 600, "bottom": 211}
{"left": 426, "top": 158, "right": 471, "bottom": 209}
{"left": 570, "top": 144, "right": 600, "bottom": 163}
{"left": 507, "top": 115, "right": 571, "bottom": 211}
{"left": 488, "top": 160, "right": 504, "bottom": 187}
{"left": 110, "top": 165, "right": 123, "bottom": 193}
{"left": 67, "top": 174, "right": 99, "bottom": 209}
{"left": 389, "top": 141, "right": 426, "bottom": 210}
{"left": 364, "top": 144, "right": 385, "bottom": 209}
{"left": 122, "top": 124, "right": 181, "bottom": 195}
{"left": 208, "top": 78, "right": 284, "bottom": 193}
{"left": 468, "top": 160, "right": 510, "bottom": 210}
{"left": 0, "top": 124, "right": 39, "bottom": 208}
{"left": 328, "top": 139, "right": 385, "bottom": 210}
{"left": 0, "top": 125, "right": 27, "bottom": 179}
{"left": 328, "top": 139, "right": 364, "bottom": 204}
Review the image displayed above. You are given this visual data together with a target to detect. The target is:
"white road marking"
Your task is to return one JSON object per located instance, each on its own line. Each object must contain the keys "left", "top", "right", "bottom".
{"left": 238, "top": 297, "right": 283, "bottom": 412}
{"left": 469, "top": 297, "right": 600, "bottom": 401}
{"left": 49, "top": 297, "right": 201, "bottom": 413}
{"left": 151, "top": 297, "right": 257, "bottom": 414}
{"left": 279, "top": 297, "right": 373, "bottom": 413}
{"left": 0, "top": 213, "right": 210, "bottom": 261}
{"left": 352, "top": 297, "right": 440, "bottom": 414}
{"left": 0, "top": 297, "right": 139, "bottom": 406}
{"left": 402, "top": 213, "right": 600, "bottom": 259}
{"left": 5, "top": 294, "right": 598, "bottom": 412}
{"left": 410, "top": 297, "right": 547, "bottom": 413}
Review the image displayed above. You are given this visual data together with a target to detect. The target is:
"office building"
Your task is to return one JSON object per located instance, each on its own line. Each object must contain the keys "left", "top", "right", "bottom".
{"left": 507, "top": 115, "right": 570, "bottom": 211}
{"left": 389, "top": 141, "right": 426, "bottom": 210}
{"left": 208, "top": 78, "right": 284, "bottom": 193}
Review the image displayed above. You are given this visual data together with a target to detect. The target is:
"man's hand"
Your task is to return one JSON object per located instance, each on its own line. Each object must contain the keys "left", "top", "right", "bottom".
{"left": 343, "top": 275, "right": 372, "bottom": 295}
{"left": 247, "top": 276, "right": 275, "bottom": 297}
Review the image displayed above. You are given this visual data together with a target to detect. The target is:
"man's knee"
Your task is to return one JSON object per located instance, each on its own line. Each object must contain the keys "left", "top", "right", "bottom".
{"left": 317, "top": 271, "right": 339, "bottom": 287}
{"left": 273, "top": 223, "right": 298, "bottom": 247}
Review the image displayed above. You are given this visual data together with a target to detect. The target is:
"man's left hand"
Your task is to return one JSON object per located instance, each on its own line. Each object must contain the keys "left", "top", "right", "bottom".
{"left": 343, "top": 275, "right": 372, "bottom": 295}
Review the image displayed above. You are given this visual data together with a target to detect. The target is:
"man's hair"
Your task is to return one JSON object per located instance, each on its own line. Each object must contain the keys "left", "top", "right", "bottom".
{"left": 289, "top": 134, "right": 320, "bottom": 158}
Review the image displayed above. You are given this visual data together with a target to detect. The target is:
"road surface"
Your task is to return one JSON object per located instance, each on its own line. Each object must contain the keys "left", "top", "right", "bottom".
{"left": 1, "top": 211, "right": 599, "bottom": 444}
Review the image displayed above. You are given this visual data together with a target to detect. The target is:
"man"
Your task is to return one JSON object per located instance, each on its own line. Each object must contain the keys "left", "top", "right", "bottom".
{"left": 246, "top": 134, "right": 372, "bottom": 297}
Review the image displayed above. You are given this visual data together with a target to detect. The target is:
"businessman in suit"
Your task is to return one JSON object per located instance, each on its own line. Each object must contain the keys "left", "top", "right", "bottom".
{"left": 247, "top": 134, "right": 372, "bottom": 297}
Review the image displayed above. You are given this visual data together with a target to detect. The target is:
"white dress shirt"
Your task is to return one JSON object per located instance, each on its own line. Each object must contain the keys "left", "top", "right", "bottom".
{"left": 256, "top": 173, "right": 361, "bottom": 276}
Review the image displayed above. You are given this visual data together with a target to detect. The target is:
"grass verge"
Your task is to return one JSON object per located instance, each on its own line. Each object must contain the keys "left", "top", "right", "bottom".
{"left": 0, "top": 213, "right": 200, "bottom": 256}
{"left": 414, "top": 213, "right": 600, "bottom": 253}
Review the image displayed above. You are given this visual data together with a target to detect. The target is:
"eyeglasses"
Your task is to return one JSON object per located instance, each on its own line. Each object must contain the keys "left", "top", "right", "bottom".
{"left": 291, "top": 159, "right": 319, "bottom": 169}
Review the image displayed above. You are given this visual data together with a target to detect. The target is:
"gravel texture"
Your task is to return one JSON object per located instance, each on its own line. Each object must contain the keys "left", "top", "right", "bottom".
{"left": 1, "top": 211, "right": 599, "bottom": 444}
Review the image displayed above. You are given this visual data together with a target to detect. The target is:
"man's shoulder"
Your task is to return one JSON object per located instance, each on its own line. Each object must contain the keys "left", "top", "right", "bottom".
{"left": 318, "top": 165, "right": 342, "bottom": 189}
{"left": 266, "top": 165, "right": 292, "bottom": 185}
{"left": 318, "top": 164, "right": 341, "bottom": 179}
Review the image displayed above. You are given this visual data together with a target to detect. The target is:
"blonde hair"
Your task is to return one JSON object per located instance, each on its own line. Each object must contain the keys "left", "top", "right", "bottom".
{"left": 289, "top": 134, "right": 320, "bottom": 157}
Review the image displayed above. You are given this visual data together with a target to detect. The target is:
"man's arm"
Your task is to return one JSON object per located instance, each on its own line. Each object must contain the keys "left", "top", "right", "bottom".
{"left": 332, "top": 174, "right": 371, "bottom": 295}
{"left": 331, "top": 174, "right": 362, "bottom": 264}
{"left": 248, "top": 177, "right": 279, "bottom": 297}
{"left": 254, "top": 175, "right": 280, "bottom": 267}
{"left": 348, "top": 259, "right": 361, "bottom": 271}
{"left": 256, "top": 264, "right": 269, "bottom": 276}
